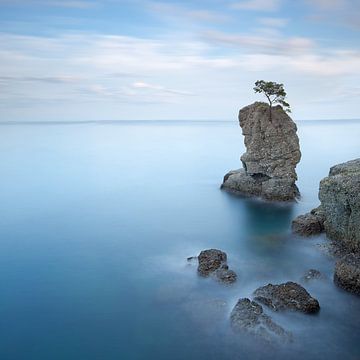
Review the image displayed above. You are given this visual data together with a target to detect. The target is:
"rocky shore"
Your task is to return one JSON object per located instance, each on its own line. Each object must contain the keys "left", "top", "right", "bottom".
{"left": 221, "top": 102, "right": 301, "bottom": 201}
{"left": 189, "top": 249, "right": 320, "bottom": 343}
{"left": 292, "top": 158, "right": 360, "bottom": 295}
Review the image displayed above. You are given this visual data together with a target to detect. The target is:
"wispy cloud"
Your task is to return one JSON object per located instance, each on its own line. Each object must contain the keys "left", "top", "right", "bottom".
{"left": 0, "top": 0, "right": 99, "bottom": 8}
{"left": 132, "top": 81, "right": 195, "bottom": 96}
{"left": 203, "top": 30, "right": 315, "bottom": 55}
{"left": 257, "top": 17, "right": 288, "bottom": 28}
{"left": 231, "top": 0, "right": 282, "bottom": 12}
{"left": 147, "top": 2, "right": 230, "bottom": 23}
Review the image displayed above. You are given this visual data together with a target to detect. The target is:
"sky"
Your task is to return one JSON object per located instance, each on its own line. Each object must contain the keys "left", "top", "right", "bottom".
{"left": 0, "top": 0, "right": 359, "bottom": 121}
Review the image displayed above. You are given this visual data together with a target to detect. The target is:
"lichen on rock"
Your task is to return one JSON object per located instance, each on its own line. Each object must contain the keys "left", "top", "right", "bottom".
{"left": 221, "top": 102, "right": 301, "bottom": 201}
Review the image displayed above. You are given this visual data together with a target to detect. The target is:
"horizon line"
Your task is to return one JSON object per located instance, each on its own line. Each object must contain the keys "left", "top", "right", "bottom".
{"left": 0, "top": 118, "right": 360, "bottom": 125}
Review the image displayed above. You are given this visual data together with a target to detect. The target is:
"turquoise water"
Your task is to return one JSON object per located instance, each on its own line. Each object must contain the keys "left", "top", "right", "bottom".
{"left": 0, "top": 120, "right": 359, "bottom": 360}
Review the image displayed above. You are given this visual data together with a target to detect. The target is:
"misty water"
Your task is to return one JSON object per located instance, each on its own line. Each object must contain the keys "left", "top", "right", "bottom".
{"left": 0, "top": 119, "right": 359, "bottom": 360}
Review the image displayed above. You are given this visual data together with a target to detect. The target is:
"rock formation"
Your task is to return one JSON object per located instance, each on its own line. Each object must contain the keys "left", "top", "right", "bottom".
{"left": 230, "top": 298, "right": 292, "bottom": 343}
{"left": 253, "top": 282, "right": 320, "bottom": 314}
{"left": 292, "top": 158, "right": 360, "bottom": 295}
{"left": 221, "top": 102, "right": 301, "bottom": 201}
{"left": 192, "top": 249, "right": 237, "bottom": 284}
{"left": 293, "top": 159, "right": 360, "bottom": 250}
{"left": 319, "top": 159, "right": 360, "bottom": 252}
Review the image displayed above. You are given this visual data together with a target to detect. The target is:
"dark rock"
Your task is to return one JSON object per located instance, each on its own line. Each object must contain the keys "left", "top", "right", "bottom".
{"left": 197, "top": 249, "right": 227, "bottom": 276}
{"left": 221, "top": 102, "right": 301, "bottom": 201}
{"left": 301, "top": 269, "right": 323, "bottom": 282}
{"left": 253, "top": 281, "right": 320, "bottom": 314}
{"left": 292, "top": 212, "right": 324, "bottom": 236}
{"left": 230, "top": 298, "right": 292, "bottom": 343}
{"left": 196, "top": 249, "right": 237, "bottom": 284}
{"left": 187, "top": 256, "right": 197, "bottom": 262}
{"left": 334, "top": 253, "right": 360, "bottom": 295}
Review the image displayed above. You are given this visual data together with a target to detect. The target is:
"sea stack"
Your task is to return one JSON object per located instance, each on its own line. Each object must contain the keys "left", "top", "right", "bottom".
{"left": 221, "top": 102, "right": 301, "bottom": 201}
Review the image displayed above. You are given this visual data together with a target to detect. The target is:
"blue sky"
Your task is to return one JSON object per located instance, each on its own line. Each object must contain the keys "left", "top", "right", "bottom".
{"left": 0, "top": 0, "right": 359, "bottom": 121}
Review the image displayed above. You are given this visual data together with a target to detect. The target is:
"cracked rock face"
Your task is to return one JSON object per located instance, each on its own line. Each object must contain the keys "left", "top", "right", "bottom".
{"left": 221, "top": 102, "right": 301, "bottom": 201}
{"left": 319, "top": 158, "right": 360, "bottom": 252}
{"left": 253, "top": 282, "right": 320, "bottom": 314}
{"left": 230, "top": 298, "right": 292, "bottom": 343}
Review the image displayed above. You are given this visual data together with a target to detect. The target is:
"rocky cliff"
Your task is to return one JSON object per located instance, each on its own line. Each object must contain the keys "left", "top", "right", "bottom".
{"left": 319, "top": 158, "right": 360, "bottom": 252}
{"left": 221, "top": 102, "right": 301, "bottom": 201}
{"left": 291, "top": 158, "right": 360, "bottom": 295}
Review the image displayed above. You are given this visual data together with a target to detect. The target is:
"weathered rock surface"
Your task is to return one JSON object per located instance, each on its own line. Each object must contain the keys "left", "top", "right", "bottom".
{"left": 334, "top": 253, "right": 360, "bottom": 295}
{"left": 230, "top": 298, "right": 292, "bottom": 342}
{"left": 221, "top": 102, "right": 301, "bottom": 201}
{"left": 292, "top": 208, "right": 325, "bottom": 236}
{"left": 319, "top": 158, "right": 360, "bottom": 252}
{"left": 196, "top": 249, "right": 237, "bottom": 284}
{"left": 253, "top": 282, "right": 320, "bottom": 314}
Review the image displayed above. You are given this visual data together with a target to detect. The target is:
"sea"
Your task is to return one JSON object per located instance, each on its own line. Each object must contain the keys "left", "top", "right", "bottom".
{"left": 0, "top": 119, "right": 359, "bottom": 360}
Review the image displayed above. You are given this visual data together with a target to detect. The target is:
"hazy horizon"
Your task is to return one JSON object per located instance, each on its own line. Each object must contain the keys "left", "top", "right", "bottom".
{"left": 0, "top": 0, "right": 359, "bottom": 122}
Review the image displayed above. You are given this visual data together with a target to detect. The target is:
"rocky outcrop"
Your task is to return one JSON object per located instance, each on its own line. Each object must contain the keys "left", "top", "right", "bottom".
{"left": 196, "top": 249, "right": 237, "bottom": 284}
{"left": 253, "top": 282, "right": 320, "bottom": 314}
{"left": 230, "top": 298, "right": 292, "bottom": 343}
{"left": 221, "top": 102, "right": 301, "bottom": 201}
{"left": 334, "top": 253, "right": 360, "bottom": 295}
{"left": 319, "top": 159, "right": 360, "bottom": 252}
{"left": 292, "top": 207, "right": 325, "bottom": 236}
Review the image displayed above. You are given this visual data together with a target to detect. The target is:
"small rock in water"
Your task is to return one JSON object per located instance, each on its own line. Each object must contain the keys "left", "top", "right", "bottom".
{"left": 334, "top": 253, "right": 360, "bottom": 295}
{"left": 230, "top": 298, "right": 292, "bottom": 343}
{"left": 195, "top": 249, "right": 237, "bottom": 284}
{"left": 253, "top": 281, "right": 320, "bottom": 314}
{"left": 187, "top": 256, "right": 197, "bottom": 262}
{"left": 301, "top": 269, "right": 323, "bottom": 282}
{"left": 197, "top": 249, "right": 227, "bottom": 276}
{"left": 215, "top": 268, "right": 237, "bottom": 284}
{"left": 292, "top": 212, "right": 324, "bottom": 236}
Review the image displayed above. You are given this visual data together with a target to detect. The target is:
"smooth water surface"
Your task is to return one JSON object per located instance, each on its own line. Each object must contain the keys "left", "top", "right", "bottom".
{"left": 0, "top": 120, "right": 359, "bottom": 360}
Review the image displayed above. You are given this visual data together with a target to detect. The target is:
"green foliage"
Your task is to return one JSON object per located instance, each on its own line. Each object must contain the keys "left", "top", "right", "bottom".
{"left": 253, "top": 80, "right": 291, "bottom": 113}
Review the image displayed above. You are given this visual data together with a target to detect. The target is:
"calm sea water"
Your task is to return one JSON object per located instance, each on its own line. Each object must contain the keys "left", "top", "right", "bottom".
{"left": 0, "top": 120, "right": 359, "bottom": 360}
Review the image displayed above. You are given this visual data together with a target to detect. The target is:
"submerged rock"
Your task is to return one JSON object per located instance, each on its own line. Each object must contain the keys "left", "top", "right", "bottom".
{"left": 230, "top": 298, "right": 292, "bottom": 343}
{"left": 334, "top": 253, "right": 360, "bottom": 295}
{"left": 196, "top": 249, "right": 237, "bottom": 284}
{"left": 215, "top": 266, "right": 237, "bottom": 284}
{"left": 253, "top": 281, "right": 320, "bottom": 314}
{"left": 319, "top": 158, "right": 360, "bottom": 252}
{"left": 292, "top": 208, "right": 325, "bottom": 236}
{"left": 301, "top": 269, "right": 323, "bottom": 282}
{"left": 221, "top": 102, "right": 301, "bottom": 201}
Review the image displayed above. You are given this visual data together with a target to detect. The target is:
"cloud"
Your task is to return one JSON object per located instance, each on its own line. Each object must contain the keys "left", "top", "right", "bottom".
{"left": 147, "top": 2, "right": 230, "bottom": 23}
{"left": 203, "top": 30, "right": 315, "bottom": 55}
{"left": 0, "top": 0, "right": 99, "bottom": 8}
{"left": 305, "top": 0, "right": 360, "bottom": 30}
{"left": 231, "top": 0, "right": 282, "bottom": 11}
{"left": 0, "top": 75, "right": 82, "bottom": 83}
{"left": 257, "top": 17, "right": 288, "bottom": 28}
{"left": 132, "top": 81, "right": 194, "bottom": 96}
{"left": 0, "top": 30, "right": 359, "bottom": 120}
